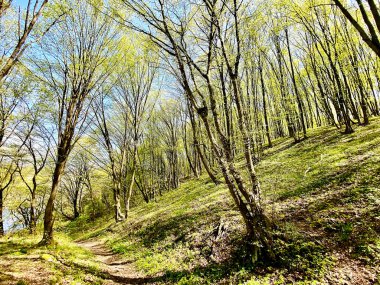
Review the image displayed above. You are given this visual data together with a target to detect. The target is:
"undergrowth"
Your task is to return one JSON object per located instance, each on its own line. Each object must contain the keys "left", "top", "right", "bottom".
{"left": 65, "top": 119, "right": 380, "bottom": 284}
{"left": 2, "top": 119, "right": 379, "bottom": 284}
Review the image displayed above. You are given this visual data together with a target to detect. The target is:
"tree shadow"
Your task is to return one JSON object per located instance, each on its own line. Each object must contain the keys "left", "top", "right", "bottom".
{"left": 275, "top": 157, "right": 380, "bottom": 264}
{"left": 134, "top": 208, "right": 222, "bottom": 248}
{"left": 0, "top": 240, "right": 38, "bottom": 256}
{"left": 262, "top": 140, "right": 296, "bottom": 159}
{"left": 277, "top": 141, "right": 379, "bottom": 201}
{"left": 145, "top": 231, "right": 332, "bottom": 284}
{"left": 151, "top": 238, "right": 256, "bottom": 284}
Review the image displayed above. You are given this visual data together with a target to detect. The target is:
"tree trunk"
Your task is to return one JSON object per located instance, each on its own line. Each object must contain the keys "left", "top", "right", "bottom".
{"left": 274, "top": 33, "right": 297, "bottom": 141}
{"left": 125, "top": 167, "right": 135, "bottom": 219}
{"left": 188, "top": 102, "right": 220, "bottom": 184}
{"left": 331, "top": 64, "right": 354, "bottom": 134}
{"left": 259, "top": 64, "right": 272, "bottom": 148}
{"left": 30, "top": 192, "right": 36, "bottom": 234}
{"left": 0, "top": 190, "right": 4, "bottom": 236}
{"left": 339, "top": 61, "right": 361, "bottom": 124}
{"left": 73, "top": 193, "right": 80, "bottom": 219}
{"left": 40, "top": 158, "right": 66, "bottom": 245}
{"left": 351, "top": 53, "right": 370, "bottom": 125}
{"left": 286, "top": 28, "right": 307, "bottom": 139}
{"left": 183, "top": 124, "right": 198, "bottom": 177}
{"left": 114, "top": 187, "right": 124, "bottom": 222}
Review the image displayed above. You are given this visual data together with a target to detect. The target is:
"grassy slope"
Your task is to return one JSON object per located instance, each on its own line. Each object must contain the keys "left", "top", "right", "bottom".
{"left": 0, "top": 232, "right": 106, "bottom": 284}
{"left": 1, "top": 119, "right": 379, "bottom": 285}
{"left": 67, "top": 119, "right": 380, "bottom": 284}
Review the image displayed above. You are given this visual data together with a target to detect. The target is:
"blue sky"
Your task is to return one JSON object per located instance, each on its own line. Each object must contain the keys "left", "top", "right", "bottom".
{"left": 13, "top": 0, "right": 30, "bottom": 8}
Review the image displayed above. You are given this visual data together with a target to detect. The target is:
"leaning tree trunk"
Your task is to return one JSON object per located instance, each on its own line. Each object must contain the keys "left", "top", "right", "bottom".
{"left": 40, "top": 157, "right": 66, "bottom": 245}
{"left": 188, "top": 101, "right": 220, "bottom": 184}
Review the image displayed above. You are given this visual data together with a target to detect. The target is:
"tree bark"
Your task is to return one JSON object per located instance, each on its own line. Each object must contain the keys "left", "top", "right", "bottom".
{"left": 188, "top": 101, "right": 220, "bottom": 184}
{"left": 259, "top": 62, "right": 272, "bottom": 148}
{"left": 286, "top": 28, "right": 307, "bottom": 139}
{"left": 30, "top": 192, "right": 36, "bottom": 234}
{"left": 0, "top": 190, "right": 4, "bottom": 236}
{"left": 125, "top": 165, "right": 135, "bottom": 219}
{"left": 40, "top": 156, "right": 66, "bottom": 245}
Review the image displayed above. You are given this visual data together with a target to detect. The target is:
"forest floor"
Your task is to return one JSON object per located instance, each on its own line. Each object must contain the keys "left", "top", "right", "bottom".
{"left": 75, "top": 239, "right": 151, "bottom": 284}
{"left": 0, "top": 235, "right": 148, "bottom": 285}
{"left": 1, "top": 119, "right": 380, "bottom": 284}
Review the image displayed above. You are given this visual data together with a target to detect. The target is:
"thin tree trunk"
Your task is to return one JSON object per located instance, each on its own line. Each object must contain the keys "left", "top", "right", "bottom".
{"left": 259, "top": 63, "right": 272, "bottom": 148}
{"left": 188, "top": 102, "right": 220, "bottom": 184}
{"left": 30, "top": 192, "right": 36, "bottom": 234}
{"left": 0, "top": 190, "right": 4, "bottom": 236}
{"left": 286, "top": 28, "right": 307, "bottom": 139}
{"left": 73, "top": 192, "right": 80, "bottom": 219}
{"left": 114, "top": 188, "right": 124, "bottom": 222}
{"left": 125, "top": 167, "right": 135, "bottom": 219}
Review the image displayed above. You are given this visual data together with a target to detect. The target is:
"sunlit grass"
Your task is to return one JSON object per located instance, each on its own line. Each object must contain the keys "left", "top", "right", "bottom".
{"left": 4, "top": 119, "right": 378, "bottom": 284}
{"left": 0, "top": 229, "right": 104, "bottom": 284}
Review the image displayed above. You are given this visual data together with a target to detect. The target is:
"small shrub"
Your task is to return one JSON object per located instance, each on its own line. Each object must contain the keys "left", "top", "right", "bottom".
{"left": 273, "top": 238, "right": 333, "bottom": 280}
{"left": 177, "top": 275, "right": 205, "bottom": 285}
{"left": 19, "top": 248, "right": 28, "bottom": 254}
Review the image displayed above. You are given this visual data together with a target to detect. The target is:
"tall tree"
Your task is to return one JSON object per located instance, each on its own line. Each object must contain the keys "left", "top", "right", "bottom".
{"left": 115, "top": 51, "right": 158, "bottom": 218}
{"left": 34, "top": 0, "right": 117, "bottom": 245}
{"left": 120, "top": 0, "right": 274, "bottom": 260}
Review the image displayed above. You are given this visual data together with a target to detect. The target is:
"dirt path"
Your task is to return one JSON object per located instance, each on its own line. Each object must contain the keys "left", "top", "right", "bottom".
{"left": 76, "top": 240, "right": 157, "bottom": 285}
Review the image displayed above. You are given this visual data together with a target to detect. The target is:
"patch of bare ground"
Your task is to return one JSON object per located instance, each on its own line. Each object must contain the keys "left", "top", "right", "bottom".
{"left": 0, "top": 254, "right": 53, "bottom": 285}
{"left": 325, "top": 251, "right": 378, "bottom": 285}
{"left": 76, "top": 240, "right": 161, "bottom": 284}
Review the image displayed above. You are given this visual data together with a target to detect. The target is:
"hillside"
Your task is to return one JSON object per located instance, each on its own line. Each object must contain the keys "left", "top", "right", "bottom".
{"left": 1, "top": 120, "right": 379, "bottom": 284}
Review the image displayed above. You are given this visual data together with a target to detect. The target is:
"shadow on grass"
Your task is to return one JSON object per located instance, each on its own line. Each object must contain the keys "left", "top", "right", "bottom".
{"left": 278, "top": 166, "right": 357, "bottom": 201}
{"left": 146, "top": 233, "right": 332, "bottom": 284}
{"left": 275, "top": 159, "right": 380, "bottom": 264}
{"left": 263, "top": 140, "right": 296, "bottom": 159}
{"left": 151, "top": 238, "right": 256, "bottom": 284}
{"left": 309, "top": 186, "right": 380, "bottom": 257}
{"left": 277, "top": 144, "right": 379, "bottom": 201}
{"left": 0, "top": 240, "right": 38, "bottom": 256}
{"left": 136, "top": 208, "right": 222, "bottom": 248}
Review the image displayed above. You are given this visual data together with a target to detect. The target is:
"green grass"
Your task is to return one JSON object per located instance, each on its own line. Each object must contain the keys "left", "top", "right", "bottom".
{"left": 260, "top": 121, "right": 380, "bottom": 263}
{"left": 3, "top": 119, "right": 379, "bottom": 284}
{"left": 0, "top": 230, "right": 104, "bottom": 284}
{"left": 63, "top": 118, "right": 380, "bottom": 284}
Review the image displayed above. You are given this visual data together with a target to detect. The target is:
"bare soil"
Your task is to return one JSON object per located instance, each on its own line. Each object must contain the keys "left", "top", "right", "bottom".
{"left": 76, "top": 240, "right": 159, "bottom": 285}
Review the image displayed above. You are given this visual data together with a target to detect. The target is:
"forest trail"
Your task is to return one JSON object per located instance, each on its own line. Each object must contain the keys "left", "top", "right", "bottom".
{"left": 76, "top": 240, "right": 155, "bottom": 285}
